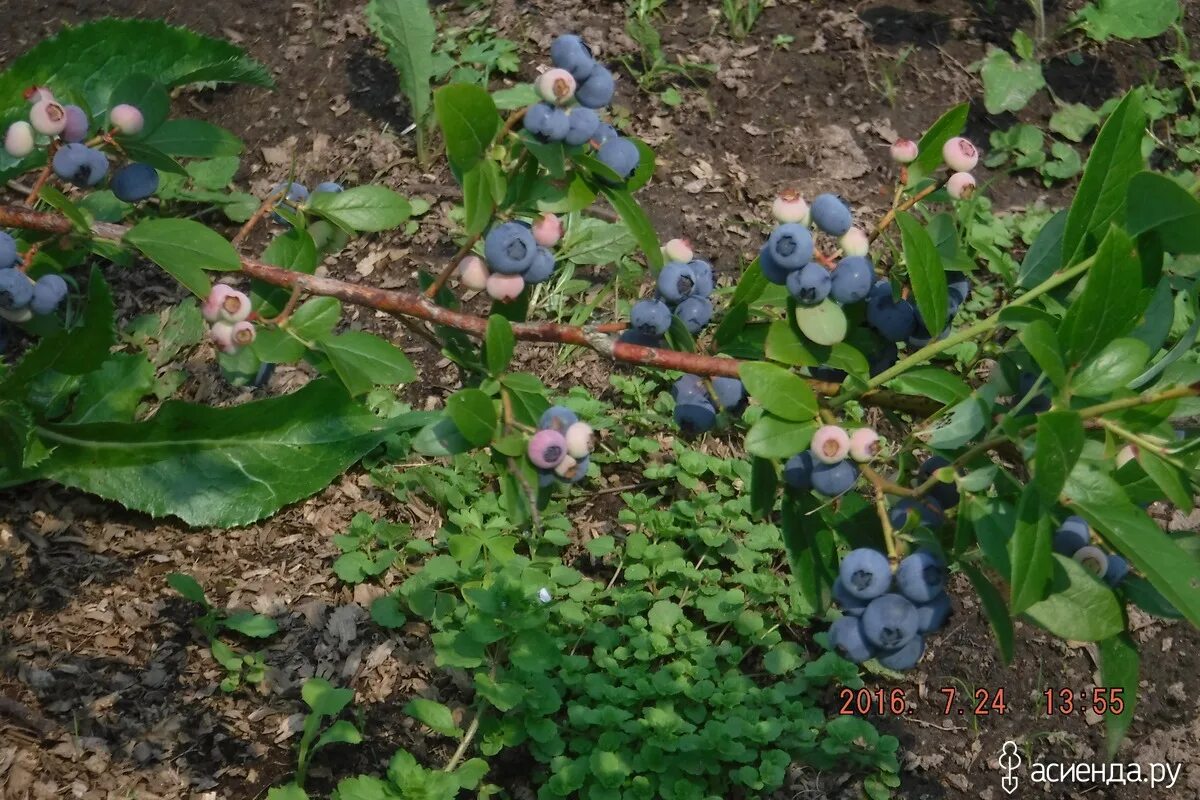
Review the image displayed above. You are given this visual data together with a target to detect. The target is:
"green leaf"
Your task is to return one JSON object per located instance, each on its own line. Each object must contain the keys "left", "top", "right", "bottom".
{"left": 597, "top": 185, "right": 663, "bottom": 272}
{"left": 145, "top": 120, "right": 244, "bottom": 157}
{"left": 1050, "top": 103, "right": 1101, "bottom": 142}
{"left": 1125, "top": 171, "right": 1200, "bottom": 254}
{"left": 66, "top": 353, "right": 156, "bottom": 424}
{"left": 108, "top": 74, "right": 170, "bottom": 137}
{"left": 485, "top": 315, "right": 515, "bottom": 375}
{"left": 1138, "top": 450, "right": 1192, "bottom": 512}
{"left": 461, "top": 162, "right": 496, "bottom": 235}
{"left": 321, "top": 331, "right": 416, "bottom": 396}
{"left": 763, "top": 642, "right": 804, "bottom": 675}
{"left": 744, "top": 415, "right": 815, "bottom": 459}
{"left": 370, "top": 595, "right": 408, "bottom": 629}
{"left": 648, "top": 600, "right": 684, "bottom": 633}
{"left": 125, "top": 219, "right": 241, "bottom": 297}
{"left": 885, "top": 367, "right": 970, "bottom": 405}
{"left": 961, "top": 564, "right": 1014, "bottom": 663}
{"left": 1022, "top": 555, "right": 1124, "bottom": 641}
{"left": 1077, "top": 0, "right": 1180, "bottom": 42}
{"left": 1034, "top": 411, "right": 1084, "bottom": 504}
{"left": 314, "top": 719, "right": 363, "bottom": 752}
{"left": 331, "top": 776, "right": 392, "bottom": 800}
{"left": 411, "top": 415, "right": 473, "bottom": 457}
{"left": 223, "top": 610, "right": 279, "bottom": 638}
{"left": 491, "top": 84, "right": 538, "bottom": 110}
{"left": 781, "top": 493, "right": 835, "bottom": 615}
{"left": 896, "top": 212, "right": 947, "bottom": 338}
{"left": 117, "top": 139, "right": 187, "bottom": 176}
{"left": 266, "top": 784, "right": 310, "bottom": 800}
{"left": 433, "top": 84, "right": 501, "bottom": 176}
{"left": 167, "top": 572, "right": 207, "bottom": 605}
{"left": 764, "top": 319, "right": 820, "bottom": 365}
{"left": 1058, "top": 226, "right": 1144, "bottom": 366}
{"left": 980, "top": 46, "right": 1045, "bottom": 115}
{"left": 749, "top": 457, "right": 778, "bottom": 521}
{"left": 909, "top": 103, "right": 969, "bottom": 184}
{"left": 474, "top": 673, "right": 525, "bottom": 712}
{"left": 37, "top": 186, "right": 89, "bottom": 232}
{"left": 309, "top": 186, "right": 412, "bottom": 233}
{"left": 366, "top": 0, "right": 435, "bottom": 150}
{"left": 1062, "top": 91, "right": 1147, "bottom": 265}
{"left": 1071, "top": 338, "right": 1149, "bottom": 396}
{"left": 1018, "top": 210, "right": 1067, "bottom": 288}
{"left": 1099, "top": 633, "right": 1139, "bottom": 757}
{"left": 732, "top": 258, "right": 770, "bottom": 305}
{"left": 739, "top": 362, "right": 817, "bottom": 421}
{"left": 287, "top": 297, "right": 342, "bottom": 341}
{"left": 303, "top": 677, "right": 354, "bottom": 717}
{"left": 589, "top": 751, "right": 630, "bottom": 789}
{"left": 445, "top": 388, "right": 497, "bottom": 446}
{"left": 31, "top": 381, "right": 430, "bottom": 527}
{"left": 1019, "top": 320, "right": 1067, "bottom": 388}
{"left": 404, "top": 698, "right": 463, "bottom": 737}
{"left": 1007, "top": 485, "right": 1053, "bottom": 615}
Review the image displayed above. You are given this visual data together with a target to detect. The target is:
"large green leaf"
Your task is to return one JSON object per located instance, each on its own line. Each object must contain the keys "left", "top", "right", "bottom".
{"left": 0, "top": 18, "right": 271, "bottom": 179}
{"left": 320, "top": 331, "right": 416, "bottom": 396}
{"left": 30, "top": 380, "right": 432, "bottom": 527}
{"left": 433, "top": 84, "right": 501, "bottom": 177}
{"left": 485, "top": 315, "right": 515, "bottom": 376}
{"left": 1071, "top": 338, "right": 1149, "bottom": 396}
{"left": 144, "top": 120, "right": 244, "bottom": 158}
{"left": 404, "top": 698, "right": 463, "bottom": 738}
{"left": 1062, "top": 91, "right": 1147, "bottom": 265}
{"left": 739, "top": 362, "right": 817, "bottom": 421}
{"left": 308, "top": 186, "right": 412, "bottom": 233}
{"left": 125, "top": 219, "right": 241, "bottom": 297}
{"left": 896, "top": 212, "right": 946, "bottom": 338}
{"left": 1017, "top": 210, "right": 1067, "bottom": 288}
{"left": 1033, "top": 411, "right": 1083, "bottom": 504}
{"left": 445, "top": 389, "right": 496, "bottom": 446}
{"left": 744, "top": 415, "right": 815, "bottom": 459}
{"left": 885, "top": 368, "right": 970, "bottom": 406}
{"left": 908, "top": 103, "right": 968, "bottom": 184}
{"left": 781, "top": 493, "right": 835, "bottom": 615}
{"left": 1022, "top": 555, "right": 1124, "bottom": 641}
{"left": 598, "top": 185, "right": 663, "bottom": 272}
{"left": 367, "top": 0, "right": 435, "bottom": 151}
{"left": 1019, "top": 320, "right": 1066, "bottom": 388}
{"left": 1057, "top": 226, "right": 1144, "bottom": 366}
{"left": 1125, "top": 171, "right": 1200, "bottom": 254}
{"left": 1099, "top": 633, "right": 1139, "bottom": 757}
{"left": 1007, "top": 485, "right": 1053, "bottom": 615}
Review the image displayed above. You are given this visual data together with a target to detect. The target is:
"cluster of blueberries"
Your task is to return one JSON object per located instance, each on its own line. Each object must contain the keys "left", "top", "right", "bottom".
{"left": 1053, "top": 515, "right": 1129, "bottom": 587}
{"left": 759, "top": 191, "right": 873, "bottom": 307}
{"left": 670, "top": 373, "right": 746, "bottom": 435}
{"left": 528, "top": 405, "right": 593, "bottom": 486}
{"left": 269, "top": 179, "right": 344, "bottom": 224}
{"left": 4, "top": 89, "right": 160, "bottom": 203}
{"left": 457, "top": 213, "right": 563, "bottom": 302}
{"left": 782, "top": 424, "right": 881, "bottom": 498}
{"left": 830, "top": 547, "right": 950, "bottom": 670}
{"left": 203, "top": 284, "right": 256, "bottom": 354}
{"left": 0, "top": 230, "right": 68, "bottom": 322}
{"left": 624, "top": 238, "right": 716, "bottom": 344}
{"left": 523, "top": 35, "right": 640, "bottom": 181}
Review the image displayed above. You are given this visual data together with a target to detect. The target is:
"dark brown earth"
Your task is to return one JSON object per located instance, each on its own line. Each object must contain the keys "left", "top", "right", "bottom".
{"left": 2, "top": 0, "right": 1199, "bottom": 798}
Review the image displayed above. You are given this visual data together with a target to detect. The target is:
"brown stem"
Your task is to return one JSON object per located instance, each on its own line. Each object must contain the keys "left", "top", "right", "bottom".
{"left": 24, "top": 141, "right": 59, "bottom": 206}
{"left": 232, "top": 187, "right": 286, "bottom": 247}
{"left": 497, "top": 107, "right": 529, "bottom": 142}
{"left": 17, "top": 243, "right": 40, "bottom": 274}
{"left": 869, "top": 178, "right": 946, "bottom": 243}
{"left": 426, "top": 230, "right": 484, "bottom": 300}
{"left": 257, "top": 283, "right": 303, "bottom": 325}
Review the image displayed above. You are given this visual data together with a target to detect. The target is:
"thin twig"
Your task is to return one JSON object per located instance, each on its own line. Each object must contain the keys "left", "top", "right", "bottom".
{"left": 869, "top": 178, "right": 946, "bottom": 244}
{"left": 232, "top": 187, "right": 286, "bottom": 247}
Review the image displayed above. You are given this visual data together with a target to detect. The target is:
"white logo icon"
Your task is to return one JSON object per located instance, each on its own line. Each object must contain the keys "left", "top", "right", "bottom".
{"left": 999, "top": 740, "right": 1022, "bottom": 795}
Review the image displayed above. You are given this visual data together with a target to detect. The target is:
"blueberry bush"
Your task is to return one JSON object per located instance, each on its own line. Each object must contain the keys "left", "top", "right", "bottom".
{"left": 1, "top": 12, "right": 1199, "bottom": 800}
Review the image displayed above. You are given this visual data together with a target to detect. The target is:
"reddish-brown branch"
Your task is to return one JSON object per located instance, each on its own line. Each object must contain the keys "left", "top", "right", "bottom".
{"left": 232, "top": 186, "right": 286, "bottom": 247}
{"left": 869, "top": 178, "right": 946, "bottom": 243}
{"left": 24, "top": 142, "right": 59, "bottom": 206}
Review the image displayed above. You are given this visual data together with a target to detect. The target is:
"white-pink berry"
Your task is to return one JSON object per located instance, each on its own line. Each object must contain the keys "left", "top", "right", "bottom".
{"left": 554, "top": 453, "right": 580, "bottom": 479}
{"left": 564, "top": 422, "right": 593, "bottom": 459}
{"left": 202, "top": 284, "right": 237, "bottom": 322}
{"left": 528, "top": 429, "right": 568, "bottom": 468}
{"left": 109, "top": 104, "right": 145, "bottom": 136}
{"left": 848, "top": 428, "right": 881, "bottom": 462}
{"left": 217, "top": 289, "right": 252, "bottom": 323}
{"left": 811, "top": 425, "right": 851, "bottom": 465}
{"left": 839, "top": 227, "right": 869, "bottom": 257}
{"left": 1115, "top": 445, "right": 1138, "bottom": 469}
{"left": 532, "top": 213, "right": 563, "bottom": 247}
{"left": 486, "top": 273, "right": 525, "bottom": 303}
{"left": 942, "top": 137, "right": 978, "bottom": 172}
{"left": 890, "top": 139, "right": 919, "bottom": 164}
{"left": 772, "top": 189, "right": 810, "bottom": 225}
{"left": 662, "top": 238, "right": 694, "bottom": 263}
{"left": 5, "top": 122, "right": 35, "bottom": 158}
{"left": 535, "top": 68, "right": 577, "bottom": 105}
{"left": 209, "top": 321, "right": 236, "bottom": 353}
{"left": 946, "top": 172, "right": 977, "bottom": 200}
{"left": 457, "top": 255, "right": 490, "bottom": 291}
{"left": 230, "top": 320, "right": 256, "bottom": 349}
{"left": 29, "top": 100, "right": 67, "bottom": 136}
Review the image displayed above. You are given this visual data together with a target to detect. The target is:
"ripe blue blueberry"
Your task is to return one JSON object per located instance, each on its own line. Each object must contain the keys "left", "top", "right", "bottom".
{"left": 597, "top": 137, "right": 639, "bottom": 180}
{"left": 270, "top": 181, "right": 310, "bottom": 224}
{"left": 0, "top": 232, "right": 17, "bottom": 269}
{"left": 783, "top": 451, "right": 816, "bottom": 490}
{"left": 674, "top": 397, "right": 717, "bottom": 436}
{"left": 829, "top": 616, "right": 875, "bottom": 663}
{"left": 916, "top": 593, "right": 951, "bottom": 633}
{"left": 917, "top": 455, "right": 959, "bottom": 509}
{"left": 672, "top": 374, "right": 707, "bottom": 401}
{"left": 29, "top": 273, "right": 68, "bottom": 315}
{"left": 895, "top": 549, "right": 947, "bottom": 604}
{"left": 758, "top": 245, "right": 789, "bottom": 285}
{"left": 110, "top": 162, "right": 159, "bottom": 203}
{"left": 631, "top": 299, "right": 672, "bottom": 337}
{"left": 947, "top": 271, "right": 970, "bottom": 304}
{"left": 523, "top": 102, "right": 570, "bottom": 142}
{"left": 688, "top": 260, "right": 714, "bottom": 297}
{"left": 524, "top": 247, "right": 556, "bottom": 284}
{"left": 1053, "top": 516, "right": 1090, "bottom": 556}
{"left": 888, "top": 497, "right": 944, "bottom": 531}
{"left": 861, "top": 593, "right": 920, "bottom": 650}
{"left": 1103, "top": 554, "right": 1129, "bottom": 586}
{"left": 833, "top": 578, "right": 870, "bottom": 616}
{"left": 539, "top": 405, "right": 579, "bottom": 433}
{"left": 550, "top": 34, "right": 596, "bottom": 82}
{"left": 1016, "top": 372, "right": 1051, "bottom": 414}
{"left": 766, "top": 223, "right": 814, "bottom": 270}
{"left": 484, "top": 221, "right": 537, "bottom": 274}
{"left": 839, "top": 548, "right": 892, "bottom": 600}
{"left": 866, "top": 289, "right": 917, "bottom": 342}
{"left": 830, "top": 256, "right": 873, "bottom": 304}
{"left": 52, "top": 143, "right": 108, "bottom": 187}
{"left": 575, "top": 66, "right": 615, "bottom": 109}
{"left": 314, "top": 181, "right": 344, "bottom": 194}
{"left": 811, "top": 193, "right": 853, "bottom": 236}
{"left": 564, "top": 107, "right": 601, "bottom": 146}
{"left": 811, "top": 459, "right": 858, "bottom": 497}
{"left": 592, "top": 124, "right": 618, "bottom": 146}
{"left": 618, "top": 328, "right": 661, "bottom": 347}
{"left": 711, "top": 377, "right": 745, "bottom": 412}
{"left": 877, "top": 636, "right": 924, "bottom": 671}
{"left": 563, "top": 454, "right": 590, "bottom": 484}
{"left": 657, "top": 261, "right": 697, "bottom": 303}
{"left": 786, "top": 262, "right": 831, "bottom": 306}
{"left": 869, "top": 341, "right": 899, "bottom": 377}
{"left": 1073, "top": 545, "right": 1109, "bottom": 578}
{"left": 907, "top": 317, "right": 951, "bottom": 349}
{"left": 675, "top": 296, "right": 713, "bottom": 334}
{"left": 0, "top": 268, "right": 33, "bottom": 310}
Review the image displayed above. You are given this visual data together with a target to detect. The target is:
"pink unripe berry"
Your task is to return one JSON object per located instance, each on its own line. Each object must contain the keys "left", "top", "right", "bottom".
{"left": 662, "top": 238, "right": 694, "bottom": 263}
{"left": 5, "top": 122, "right": 35, "bottom": 158}
{"left": 110, "top": 104, "right": 145, "bottom": 136}
{"left": 839, "top": 227, "right": 869, "bottom": 257}
{"left": 554, "top": 454, "right": 581, "bottom": 479}
{"left": 535, "top": 68, "right": 577, "bottom": 105}
{"left": 457, "top": 255, "right": 490, "bottom": 290}
{"left": 532, "top": 213, "right": 563, "bottom": 247}
{"left": 486, "top": 273, "right": 525, "bottom": 303}
{"left": 217, "top": 289, "right": 252, "bottom": 323}
{"left": 942, "top": 137, "right": 978, "bottom": 172}
{"left": 564, "top": 422, "right": 593, "bottom": 459}
{"left": 230, "top": 320, "right": 256, "bottom": 349}
{"left": 202, "top": 284, "right": 237, "bottom": 322}
{"left": 946, "top": 172, "right": 977, "bottom": 200}
{"left": 890, "top": 139, "right": 919, "bottom": 164}
{"left": 1116, "top": 445, "right": 1138, "bottom": 469}
{"left": 848, "top": 428, "right": 881, "bottom": 462}
{"left": 772, "top": 189, "right": 810, "bottom": 225}
{"left": 811, "top": 424, "right": 851, "bottom": 465}
{"left": 29, "top": 99, "right": 67, "bottom": 136}
{"left": 209, "top": 321, "right": 236, "bottom": 353}
{"left": 528, "top": 429, "right": 568, "bottom": 469}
